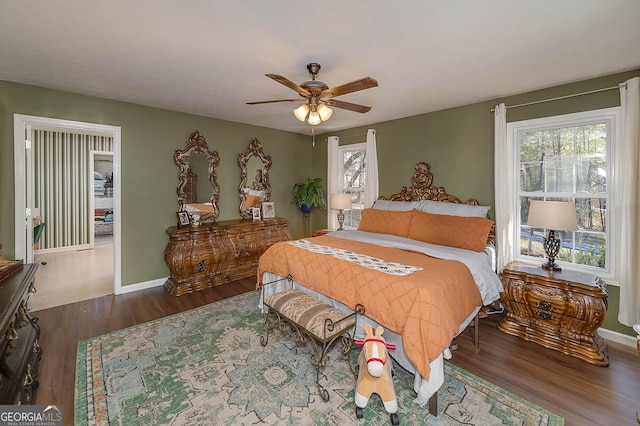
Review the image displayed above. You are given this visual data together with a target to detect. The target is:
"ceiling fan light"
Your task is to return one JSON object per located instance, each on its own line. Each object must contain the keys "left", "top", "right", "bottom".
{"left": 317, "top": 104, "right": 333, "bottom": 121}
{"left": 307, "top": 111, "right": 321, "bottom": 125}
{"left": 293, "top": 104, "right": 310, "bottom": 121}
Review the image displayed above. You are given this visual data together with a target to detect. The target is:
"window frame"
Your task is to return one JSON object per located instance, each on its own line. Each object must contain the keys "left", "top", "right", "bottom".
{"left": 507, "top": 107, "right": 621, "bottom": 282}
{"left": 338, "top": 142, "right": 366, "bottom": 230}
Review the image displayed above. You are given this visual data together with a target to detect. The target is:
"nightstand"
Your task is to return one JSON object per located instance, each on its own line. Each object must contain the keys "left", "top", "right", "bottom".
{"left": 312, "top": 229, "right": 335, "bottom": 237}
{"left": 499, "top": 262, "right": 608, "bottom": 366}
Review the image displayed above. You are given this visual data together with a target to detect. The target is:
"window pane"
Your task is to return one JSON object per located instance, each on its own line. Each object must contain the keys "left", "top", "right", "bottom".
{"left": 340, "top": 146, "right": 367, "bottom": 229}
{"left": 343, "top": 190, "right": 364, "bottom": 228}
{"left": 517, "top": 119, "right": 610, "bottom": 271}
{"left": 342, "top": 150, "right": 366, "bottom": 190}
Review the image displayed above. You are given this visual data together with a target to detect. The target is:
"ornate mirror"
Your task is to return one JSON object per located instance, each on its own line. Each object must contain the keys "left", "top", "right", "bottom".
{"left": 238, "top": 138, "right": 272, "bottom": 218}
{"left": 175, "top": 131, "right": 220, "bottom": 222}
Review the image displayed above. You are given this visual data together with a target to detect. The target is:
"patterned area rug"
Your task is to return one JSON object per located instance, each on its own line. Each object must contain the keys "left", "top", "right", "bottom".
{"left": 75, "top": 291, "right": 564, "bottom": 425}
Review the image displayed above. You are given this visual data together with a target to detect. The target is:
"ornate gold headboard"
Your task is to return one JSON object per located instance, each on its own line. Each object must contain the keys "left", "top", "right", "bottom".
{"left": 380, "top": 161, "right": 494, "bottom": 244}
{"left": 381, "top": 161, "right": 479, "bottom": 205}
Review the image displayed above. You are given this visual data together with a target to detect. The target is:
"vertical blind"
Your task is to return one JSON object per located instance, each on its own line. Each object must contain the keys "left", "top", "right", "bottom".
{"left": 33, "top": 130, "right": 113, "bottom": 250}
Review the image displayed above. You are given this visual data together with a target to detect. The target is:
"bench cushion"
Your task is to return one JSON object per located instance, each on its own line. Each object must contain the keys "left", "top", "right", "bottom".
{"left": 265, "top": 289, "right": 355, "bottom": 340}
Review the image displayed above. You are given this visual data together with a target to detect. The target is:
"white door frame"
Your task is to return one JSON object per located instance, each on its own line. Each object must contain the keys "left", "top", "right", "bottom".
{"left": 13, "top": 114, "right": 122, "bottom": 294}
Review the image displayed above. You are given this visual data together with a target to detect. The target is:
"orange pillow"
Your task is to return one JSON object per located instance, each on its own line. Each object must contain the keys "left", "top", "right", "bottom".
{"left": 245, "top": 195, "right": 260, "bottom": 208}
{"left": 408, "top": 209, "right": 494, "bottom": 252}
{"left": 357, "top": 208, "right": 413, "bottom": 238}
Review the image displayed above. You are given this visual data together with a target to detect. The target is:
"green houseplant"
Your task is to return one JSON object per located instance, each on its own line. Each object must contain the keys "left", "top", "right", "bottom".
{"left": 291, "top": 177, "right": 327, "bottom": 213}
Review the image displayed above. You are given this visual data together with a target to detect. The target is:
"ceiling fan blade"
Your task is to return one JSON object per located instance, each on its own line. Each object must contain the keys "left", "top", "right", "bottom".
{"left": 246, "top": 99, "right": 304, "bottom": 105}
{"left": 266, "top": 74, "right": 311, "bottom": 97}
{"left": 321, "top": 77, "right": 378, "bottom": 98}
{"left": 324, "top": 99, "right": 372, "bottom": 113}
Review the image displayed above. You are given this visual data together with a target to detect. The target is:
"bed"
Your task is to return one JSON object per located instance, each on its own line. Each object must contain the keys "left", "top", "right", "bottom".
{"left": 257, "top": 161, "right": 503, "bottom": 415}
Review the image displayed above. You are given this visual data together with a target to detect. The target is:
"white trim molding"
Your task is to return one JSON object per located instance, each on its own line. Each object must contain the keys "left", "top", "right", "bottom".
{"left": 13, "top": 114, "right": 123, "bottom": 294}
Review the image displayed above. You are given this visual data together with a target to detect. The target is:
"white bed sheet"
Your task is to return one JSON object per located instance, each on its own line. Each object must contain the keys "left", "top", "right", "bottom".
{"left": 258, "top": 231, "right": 503, "bottom": 406}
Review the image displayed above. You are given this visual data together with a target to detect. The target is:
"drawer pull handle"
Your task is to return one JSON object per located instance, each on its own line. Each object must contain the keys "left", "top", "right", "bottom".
{"left": 197, "top": 260, "right": 205, "bottom": 273}
{"left": 538, "top": 300, "right": 554, "bottom": 312}
{"left": 535, "top": 310, "right": 554, "bottom": 321}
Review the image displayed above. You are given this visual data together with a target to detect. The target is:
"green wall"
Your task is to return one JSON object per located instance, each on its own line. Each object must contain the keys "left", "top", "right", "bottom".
{"left": 2, "top": 68, "right": 638, "bottom": 337}
{"left": 312, "top": 69, "right": 639, "bottom": 337}
{"left": 0, "top": 81, "right": 311, "bottom": 285}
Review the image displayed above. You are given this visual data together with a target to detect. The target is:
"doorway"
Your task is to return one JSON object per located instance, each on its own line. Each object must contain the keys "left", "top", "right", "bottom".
{"left": 13, "top": 115, "right": 122, "bottom": 309}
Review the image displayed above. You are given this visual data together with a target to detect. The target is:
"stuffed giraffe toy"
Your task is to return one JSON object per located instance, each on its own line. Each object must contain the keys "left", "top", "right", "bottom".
{"left": 354, "top": 324, "right": 399, "bottom": 425}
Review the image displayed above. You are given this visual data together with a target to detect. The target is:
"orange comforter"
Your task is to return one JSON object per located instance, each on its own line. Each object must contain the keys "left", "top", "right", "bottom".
{"left": 257, "top": 236, "right": 482, "bottom": 378}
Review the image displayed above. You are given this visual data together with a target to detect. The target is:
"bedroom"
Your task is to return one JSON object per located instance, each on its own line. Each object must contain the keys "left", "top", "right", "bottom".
{"left": 1, "top": 1, "right": 640, "bottom": 424}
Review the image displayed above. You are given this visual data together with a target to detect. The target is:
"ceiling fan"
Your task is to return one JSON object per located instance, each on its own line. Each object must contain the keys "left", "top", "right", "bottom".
{"left": 246, "top": 62, "right": 378, "bottom": 125}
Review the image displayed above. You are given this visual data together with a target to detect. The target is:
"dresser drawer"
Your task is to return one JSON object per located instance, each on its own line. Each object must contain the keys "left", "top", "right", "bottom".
{"left": 498, "top": 262, "right": 608, "bottom": 366}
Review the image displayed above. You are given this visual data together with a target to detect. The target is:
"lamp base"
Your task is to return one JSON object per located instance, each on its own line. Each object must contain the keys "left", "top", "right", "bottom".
{"left": 541, "top": 261, "right": 562, "bottom": 271}
{"left": 337, "top": 210, "right": 345, "bottom": 231}
{"left": 541, "top": 231, "right": 562, "bottom": 271}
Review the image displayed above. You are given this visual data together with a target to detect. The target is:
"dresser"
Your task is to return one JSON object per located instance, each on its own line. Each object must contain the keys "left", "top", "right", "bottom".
{"left": 499, "top": 262, "right": 608, "bottom": 366}
{"left": 164, "top": 217, "right": 292, "bottom": 296}
{"left": 0, "top": 263, "right": 42, "bottom": 404}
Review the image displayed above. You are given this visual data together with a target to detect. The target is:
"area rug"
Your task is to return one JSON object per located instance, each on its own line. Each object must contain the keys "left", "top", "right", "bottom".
{"left": 75, "top": 291, "right": 564, "bottom": 425}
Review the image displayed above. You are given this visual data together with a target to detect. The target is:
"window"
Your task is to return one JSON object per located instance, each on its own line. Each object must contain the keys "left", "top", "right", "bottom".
{"left": 339, "top": 143, "right": 366, "bottom": 228}
{"left": 509, "top": 108, "right": 620, "bottom": 277}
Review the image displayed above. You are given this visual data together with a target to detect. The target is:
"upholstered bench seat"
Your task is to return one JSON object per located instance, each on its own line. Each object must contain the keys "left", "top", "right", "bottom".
{"left": 260, "top": 287, "right": 363, "bottom": 402}
{"left": 265, "top": 289, "right": 356, "bottom": 341}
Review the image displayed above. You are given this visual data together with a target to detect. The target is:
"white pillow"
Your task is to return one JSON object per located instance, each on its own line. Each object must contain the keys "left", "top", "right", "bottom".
{"left": 372, "top": 200, "right": 422, "bottom": 211}
{"left": 247, "top": 189, "right": 266, "bottom": 201}
{"left": 418, "top": 199, "right": 490, "bottom": 217}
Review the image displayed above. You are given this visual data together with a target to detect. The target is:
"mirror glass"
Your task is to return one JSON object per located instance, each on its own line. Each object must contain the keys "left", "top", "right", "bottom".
{"left": 238, "top": 138, "right": 271, "bottom": 218}
{"left": 175, "top": 131, "right": 220, "bottom": 222}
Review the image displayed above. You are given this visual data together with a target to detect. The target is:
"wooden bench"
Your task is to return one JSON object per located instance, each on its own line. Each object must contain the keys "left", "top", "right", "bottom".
{"left": 259, "top": 280, "right": 364, "bottom": 402}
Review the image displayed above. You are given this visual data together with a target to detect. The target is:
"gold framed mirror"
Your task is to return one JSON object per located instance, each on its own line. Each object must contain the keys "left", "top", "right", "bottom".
{"left": 238, "top": 138, "right": 272, "bottom": 218}
{"left": 175, "top": 130, "right": 220, "bottom": 222}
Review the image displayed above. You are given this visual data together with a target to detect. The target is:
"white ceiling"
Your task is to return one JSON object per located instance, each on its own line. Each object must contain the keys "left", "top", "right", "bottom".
{"left": 1, "top": 1, "right": 639, "bottom": 135}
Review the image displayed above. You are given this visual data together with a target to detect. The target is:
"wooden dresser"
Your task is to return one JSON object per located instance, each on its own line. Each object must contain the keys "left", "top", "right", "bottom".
{"left": 164, "top": 217, "right": 292, "bottom": 296}
{"left": 0, "top": 263, "right": 42, "bottom": 404}
{"left": 499, "top": 262, "right": 608, "bottom": 366}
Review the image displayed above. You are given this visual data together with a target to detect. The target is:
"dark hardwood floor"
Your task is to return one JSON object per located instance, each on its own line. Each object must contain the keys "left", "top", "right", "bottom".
{"left": 31, "top": 277, "right": 640, "bottom": 425}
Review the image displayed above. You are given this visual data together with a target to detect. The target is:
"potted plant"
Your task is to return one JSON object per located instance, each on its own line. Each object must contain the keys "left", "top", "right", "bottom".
{"left": 291, "top": 177, "right": 327, "bottom": 213}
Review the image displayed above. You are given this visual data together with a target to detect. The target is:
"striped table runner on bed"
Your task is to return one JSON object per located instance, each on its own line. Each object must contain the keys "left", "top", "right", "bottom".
{"left": 288, "top": 239, "right": 422, "bottom": 276}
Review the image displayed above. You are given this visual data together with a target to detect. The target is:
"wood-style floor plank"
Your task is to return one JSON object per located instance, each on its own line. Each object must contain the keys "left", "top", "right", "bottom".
{"left": 31, "top": 278, "right": 640, "bottom": 425}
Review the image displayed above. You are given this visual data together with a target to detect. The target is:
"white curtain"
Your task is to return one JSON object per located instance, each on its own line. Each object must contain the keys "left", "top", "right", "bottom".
{"left": 493, "top": 103, "right": 514, "bottom": 271}
{"left": 618, "top": 77, "right": 640, "bottom": 326}
{"left": 327, "top": 136, "right": 340, "bottom": 229}
{"left": 364, "top": 128, "right": 379, "bottom": 207}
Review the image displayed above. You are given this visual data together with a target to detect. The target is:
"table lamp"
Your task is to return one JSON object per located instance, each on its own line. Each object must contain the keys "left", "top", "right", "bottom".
{"left": 527, "top": 200, "right": 578, "bottom": 271}
{"left": 330, "top": 193, "right": 351, "bottom": 231}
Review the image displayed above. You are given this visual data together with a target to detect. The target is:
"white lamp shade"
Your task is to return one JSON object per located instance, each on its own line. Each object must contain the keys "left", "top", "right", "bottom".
{"left": 293, "top": 104, "right": 309, "bottom": 121}
{"left": 330, "top": 193, "right": 351, "bottom": 210}
{"left": 317, "top": 104, "right": 333, "bottom": 121}
{"left": 527, "top": 201, "right": 578, "bottom": 231}
{"left": 307, "top": 111, "right": 321, "bottom": 125}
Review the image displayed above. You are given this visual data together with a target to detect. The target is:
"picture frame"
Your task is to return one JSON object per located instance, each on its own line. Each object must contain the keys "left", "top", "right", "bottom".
{"left": 252, "top": 207, "right": 261, "bottom": 221}
{"left": 177, "top": 211, "right": 191, "bottom": 227}
{"left": 262, "top": 202, "right": 275, "bottom": 219}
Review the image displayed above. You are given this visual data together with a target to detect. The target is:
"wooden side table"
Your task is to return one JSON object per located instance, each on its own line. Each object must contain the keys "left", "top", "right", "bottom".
{"left": 312, "top": 229, "right": 335, "bottom": 237}
{"left": 499, "top": 262, "right": 608, "bottom": 366}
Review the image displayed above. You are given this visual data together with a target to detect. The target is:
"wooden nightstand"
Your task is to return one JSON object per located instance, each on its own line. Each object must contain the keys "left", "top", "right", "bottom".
{"left": 312, "top": 229, "right": 335, "bottom": 237}
{"left": 499, "top": 262, "right": 608, "bottom": 366}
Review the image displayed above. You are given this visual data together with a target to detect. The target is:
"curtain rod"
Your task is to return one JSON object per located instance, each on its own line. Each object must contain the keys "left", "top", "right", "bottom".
{"left": 323, "top": 131, "right": 368, "bottom": 143}
{"left": 490, "top": 83, "right": 625, "bottom": 112}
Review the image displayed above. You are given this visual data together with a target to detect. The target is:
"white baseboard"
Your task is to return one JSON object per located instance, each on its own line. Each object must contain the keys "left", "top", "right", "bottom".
{"left": 599, "top": 327, "right": 637, "bottom": 348}
{"left": 117, "top": 277, "right": 166, "bottom": 294}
